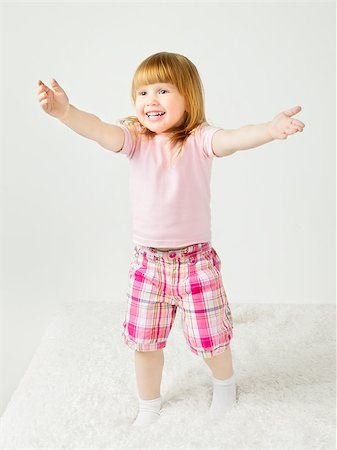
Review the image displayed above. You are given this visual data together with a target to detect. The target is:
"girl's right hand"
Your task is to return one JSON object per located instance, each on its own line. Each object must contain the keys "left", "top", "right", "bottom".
{"left": 37, "top": 79, "right": 70, "bottom": 120}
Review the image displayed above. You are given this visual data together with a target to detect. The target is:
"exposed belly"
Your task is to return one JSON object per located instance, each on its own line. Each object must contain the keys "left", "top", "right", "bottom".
{"left": 153, "top": 245, "right": 190, "bottom": 251}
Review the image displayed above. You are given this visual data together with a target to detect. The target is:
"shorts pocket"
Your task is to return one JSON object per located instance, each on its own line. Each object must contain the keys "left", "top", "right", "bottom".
{"left": 208, "top": 247, "right": 222, "bottom": 276}
{"left": 128, "top": 257, "right": 143, "bottom": 277}
{"left": 128, "top": 256, "right": 158, "bottom": 288}
{"left": 211, "top": 248, "right": 221, "bottom": 272}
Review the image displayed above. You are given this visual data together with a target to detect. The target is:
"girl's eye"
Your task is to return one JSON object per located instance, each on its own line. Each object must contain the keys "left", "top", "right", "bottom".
{"left": 159, "top": 89, "right": 168, "bottom": 94}
{"left": 139, "top": 91, "right": 146, "bottom": 96}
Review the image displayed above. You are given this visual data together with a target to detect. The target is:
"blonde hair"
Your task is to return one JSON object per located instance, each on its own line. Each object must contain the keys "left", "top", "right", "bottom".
{"left": 119, "top": 52, "right": 207, "bottom": 167}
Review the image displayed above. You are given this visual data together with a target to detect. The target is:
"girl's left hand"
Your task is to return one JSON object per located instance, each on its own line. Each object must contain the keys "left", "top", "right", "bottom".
{"left": 268, "top": 105, "right": 305, "bottom": 140}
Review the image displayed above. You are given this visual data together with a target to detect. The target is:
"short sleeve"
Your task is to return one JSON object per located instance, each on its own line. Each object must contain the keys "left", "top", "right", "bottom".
{"left": 198, "top": 123, "right": 223, "bottom": 158}
{"left": 116, "top": 125, "right": 136, "bottom": 159}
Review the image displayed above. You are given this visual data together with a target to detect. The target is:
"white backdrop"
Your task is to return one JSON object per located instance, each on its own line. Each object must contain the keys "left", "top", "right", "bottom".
{"left": 0, "top": 1, "right": 335, "bottom": 415}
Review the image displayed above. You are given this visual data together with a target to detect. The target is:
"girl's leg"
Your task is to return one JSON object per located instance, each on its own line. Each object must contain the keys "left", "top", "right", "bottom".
{"left": 203, "top": 346, "right": 236, "bottom": 413}
{"left": 203, "top": 345, "right": 234, "bottom": 379}
{"left": 134, "top": 348, "right": 164, "bottom": 399}
{"left": 132, "top": 349, "right": 164, "bottom": 426}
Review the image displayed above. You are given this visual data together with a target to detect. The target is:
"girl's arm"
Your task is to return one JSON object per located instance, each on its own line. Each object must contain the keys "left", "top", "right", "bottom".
{"left": 60, "top": 105, "right": 125, "bottom": 153}
{"left": 212, "top": 105, "right": 305, "bottom": 157}
{"left": 38, "top": 79, "right": 124, "bottom": 153}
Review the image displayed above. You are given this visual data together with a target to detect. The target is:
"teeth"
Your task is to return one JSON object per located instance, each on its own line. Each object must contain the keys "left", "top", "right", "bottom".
{"left": 147, "top": 112, "right": 165, "bottom": 117}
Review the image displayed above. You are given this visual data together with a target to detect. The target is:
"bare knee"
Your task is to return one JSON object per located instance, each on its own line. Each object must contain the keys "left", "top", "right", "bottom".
{"left": 135, "top": 348, "right": 164, "bottom": 358}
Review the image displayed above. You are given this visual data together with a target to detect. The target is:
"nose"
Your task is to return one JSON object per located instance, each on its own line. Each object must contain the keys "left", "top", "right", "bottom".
{"left": 146, "top": 94, "right": 159, "bottom": 106}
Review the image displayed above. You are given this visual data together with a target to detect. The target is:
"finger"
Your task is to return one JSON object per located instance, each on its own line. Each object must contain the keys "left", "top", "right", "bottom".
{"left": 38, "top": 91, "right": 49, "bottom": 102}
{"left": 290, "top": 120, "right": 305, "bottom": 133}
{"left": 39, "top": 97, "right": 48, "bottom": 110}
{"left": 37, "top": 80, "right": 47, "bottom": 94}
{"left": 283, "top": 105, "right": 302, "bottom": 118}
{"left": 286, "top": 125, "right": 303, "bottom": 135}
{"left": 38, "top": 80, "right": 53, "bottom": 95}
{"left": 50, "top": 78, "right": 63, "bottom": 91}
{"left": 287, "top": 125, "right": 297, "bottom": 132}
{"left": 291, "top": 119, "right": 305, "bottom": 128}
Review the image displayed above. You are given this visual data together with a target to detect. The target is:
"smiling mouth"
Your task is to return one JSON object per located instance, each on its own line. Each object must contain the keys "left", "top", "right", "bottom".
{"left": 146, "top": 112, "right": 166, "bottom": 117}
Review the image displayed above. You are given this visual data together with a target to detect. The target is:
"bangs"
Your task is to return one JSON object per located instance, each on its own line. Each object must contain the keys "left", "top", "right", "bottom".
{"left": 131, "top": 56, "right": 179, "bottom": 101}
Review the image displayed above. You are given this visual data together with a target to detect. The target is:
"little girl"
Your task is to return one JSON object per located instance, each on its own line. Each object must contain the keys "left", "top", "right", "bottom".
{"left": 37, "top": 51, "right": 305, "bottom": 427}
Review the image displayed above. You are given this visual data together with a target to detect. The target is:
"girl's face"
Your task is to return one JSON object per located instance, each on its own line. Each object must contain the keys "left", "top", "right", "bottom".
{"left": 135, "top": 82, "right": 187, "bottom": 134}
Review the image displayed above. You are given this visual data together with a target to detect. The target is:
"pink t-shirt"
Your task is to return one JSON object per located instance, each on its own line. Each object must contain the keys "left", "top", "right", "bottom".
{"left": 117, "top": 122, "right": 222, "bottom": 247}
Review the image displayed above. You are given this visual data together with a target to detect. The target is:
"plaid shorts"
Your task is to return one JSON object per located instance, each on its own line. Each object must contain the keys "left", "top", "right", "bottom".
{"left": 122, "top": 242, "right": 233, "bottom": 358}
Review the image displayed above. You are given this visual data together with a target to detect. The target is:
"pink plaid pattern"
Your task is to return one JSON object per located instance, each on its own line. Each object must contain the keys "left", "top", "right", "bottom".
{"left": 122, "top": 242, "right": 233, "bottom": 358}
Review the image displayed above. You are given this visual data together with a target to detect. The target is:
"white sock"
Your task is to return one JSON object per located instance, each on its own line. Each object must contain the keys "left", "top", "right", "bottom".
{"left": 209, "top": 373, "right": 236, "bottom": 414}
{"left": 132, "top": 395, "right": 162, "bottom": 427}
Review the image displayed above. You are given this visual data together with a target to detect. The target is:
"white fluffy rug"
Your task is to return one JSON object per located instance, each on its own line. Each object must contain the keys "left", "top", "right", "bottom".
{"left": 0, "top": 302, "right": 335, "bottom": 450}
